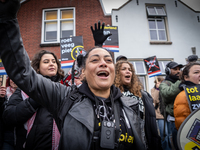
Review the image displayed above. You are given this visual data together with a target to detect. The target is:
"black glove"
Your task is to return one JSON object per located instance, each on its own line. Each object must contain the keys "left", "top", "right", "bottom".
{"left": 91, "top": 21, "right": 112, "bottom": 47}
{"left": 0, "top": 0, "right": 21, "bottom": 22}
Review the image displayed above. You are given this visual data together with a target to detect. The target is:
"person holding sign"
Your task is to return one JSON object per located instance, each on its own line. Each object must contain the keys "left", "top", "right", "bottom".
{"left": 174, "top": 62, "right": 200, "bottom": 130}
{"left": 114, "top": 60, "right": 162, "bottom": 150}
{"left": 0, "top": 1, "right": 147, "bottom": 149}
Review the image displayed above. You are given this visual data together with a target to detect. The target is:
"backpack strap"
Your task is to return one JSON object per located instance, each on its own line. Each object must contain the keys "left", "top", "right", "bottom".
{"left": 57, "top": 86, "right": 82, "bottom": 131}
{"left": 114, "top": 100, "right": 121, "bottom": 148}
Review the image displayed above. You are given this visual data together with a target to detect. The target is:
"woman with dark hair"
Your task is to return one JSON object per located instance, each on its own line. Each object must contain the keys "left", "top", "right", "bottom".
{"left": 3, "top": 50, "right": 64, "bottom": 150}
{"left": 174, "top": 62, "right": 200, "bottom": 130}
{"left": 114, "top": 60, "right": 162, "bottom": 150}
{"left": 0, "top": 2, "right": 147, "bottom": 149}
{"left": 31, "top": 50, "right": 64, "bottom": 80}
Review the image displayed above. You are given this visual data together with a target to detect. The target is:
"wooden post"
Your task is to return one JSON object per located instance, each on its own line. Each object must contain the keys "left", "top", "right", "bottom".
{"left": 155, "top": 76, "right": 158, "bottom": 83}
{"left": 2, "top": 75, "right": 7, "bottom": 87}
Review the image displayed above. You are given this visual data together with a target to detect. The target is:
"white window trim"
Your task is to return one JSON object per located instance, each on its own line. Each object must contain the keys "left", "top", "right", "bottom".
{"left": 41, "top": 7, "right": 76, "bottom": 44}
{"left": 157, "top": 59, "right": 172, "bottom": 75}
{"left": 146, "top": 6, "right": 166, "bottom": 17}
{"left": 146, "top": 4, "right": 172, "bottom": 43}
{"left": 130, "top": 61, "right": 147, "bottom": 75}
{"left": 148, "top": 18, "right": 167, "bottom": 41}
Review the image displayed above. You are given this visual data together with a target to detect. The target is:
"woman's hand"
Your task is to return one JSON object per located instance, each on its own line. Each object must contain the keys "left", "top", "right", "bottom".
{"left": 91, "top": 21, "right": 112, "bottom": 47}
{"left": 0, "top": 0, "right": 21, "bottom": 22}
{"left": 0, "top": 86, "right": 6, "bottom": 98}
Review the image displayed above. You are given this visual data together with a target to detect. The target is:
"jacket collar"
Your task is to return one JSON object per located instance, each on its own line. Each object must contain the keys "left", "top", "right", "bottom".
{"left": 68, "top": 97, "right": 94, "bottom": 133}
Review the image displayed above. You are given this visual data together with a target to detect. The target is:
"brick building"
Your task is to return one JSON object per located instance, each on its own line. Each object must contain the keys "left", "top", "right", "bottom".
{"left": 18, "top": 0, "right": 111, "bottom": 60}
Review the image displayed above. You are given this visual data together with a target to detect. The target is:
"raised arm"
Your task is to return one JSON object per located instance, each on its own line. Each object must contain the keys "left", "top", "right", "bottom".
{"left": 0, "top": 0, "right": 70, "bottom": 123}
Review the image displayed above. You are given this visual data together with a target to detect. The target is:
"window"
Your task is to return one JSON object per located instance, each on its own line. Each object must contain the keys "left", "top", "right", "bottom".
{"left": 129, "top": 59, "right": 172, "bottom": 91}
{"left": 41, "top": 8, "right": 75, "bottom": 44}
{"left": 158, "top": 60, "right": 171, "bottom": 74}
{"left": 146, "top": 5, "right": 170, "bottom": 42}
{"left": 130, "top": 61, "right": 147, "bottom": 90}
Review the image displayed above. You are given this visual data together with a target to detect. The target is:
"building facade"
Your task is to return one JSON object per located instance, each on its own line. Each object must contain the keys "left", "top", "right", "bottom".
{"left": 18, "top": 0, "right": 111, "bottom": 67}
{"left": 110, "top": 0, "right": 200, "bottom": 92}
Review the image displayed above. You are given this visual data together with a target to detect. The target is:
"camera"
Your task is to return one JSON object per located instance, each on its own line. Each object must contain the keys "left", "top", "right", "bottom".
{"left": 100, "top": 120, "right": 115, "bottom": 149}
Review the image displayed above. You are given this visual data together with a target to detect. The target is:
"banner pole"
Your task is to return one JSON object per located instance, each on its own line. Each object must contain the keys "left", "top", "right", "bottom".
{"left": 2, "top": 75, "right": 6, "bottom": 87}
{"left": 155, "top": 76, "right": 158, "bottom": 83}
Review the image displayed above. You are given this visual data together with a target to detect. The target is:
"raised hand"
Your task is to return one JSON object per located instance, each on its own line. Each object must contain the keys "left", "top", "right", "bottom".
{"left": 0, "top": 86, "right": 6, "bottom": 98}
{"left": 0, "top": 0, "right": 21, "bottom": 22}
{"left": 91, "top": 21, "right": 112, "bottom": 47}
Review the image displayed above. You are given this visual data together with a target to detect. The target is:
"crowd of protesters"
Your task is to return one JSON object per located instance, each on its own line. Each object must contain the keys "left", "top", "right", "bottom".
{"left": 0, "top": 0, "right": 200, "bottom": 150}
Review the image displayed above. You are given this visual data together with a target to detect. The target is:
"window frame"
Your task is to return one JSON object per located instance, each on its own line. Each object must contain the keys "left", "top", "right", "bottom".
{"left": 157, "top": 59, "right": 172, "bottom": 75}
{"left": 146, "top": 4, "right": 171, "bottom": 44}
{"left": 129, "top": 58, "right": 172, "bottom": 91}
{"left": 148, "top": 18, "right": 167, "bottom": 41}
{"left": 41, "top": 7, "right": 76, "bottom": 44}
{"left": 146, "top": 6, "right": 167, "bottom": 17}
{"left": 129, "top": 59, "right": 147, "bottom": 91}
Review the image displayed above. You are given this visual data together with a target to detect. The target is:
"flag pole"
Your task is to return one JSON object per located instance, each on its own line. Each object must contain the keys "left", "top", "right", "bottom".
{"left": 2, "top": 75, "right": 6, "bottom": 87}
{"left": 155, "top": 76, "right": 158, "bottom": 83}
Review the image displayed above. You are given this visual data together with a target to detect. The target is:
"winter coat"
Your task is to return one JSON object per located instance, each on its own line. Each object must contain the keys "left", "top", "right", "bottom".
{"left": 0, "top": 97, "right": 6, "bottom": 148}
{"left": 159, "top": 78, "right": 181, "bottom": 116}
{"left": 0, "top": 19, "right": 146, "bottom": 150}
{"left": 173, "top": 81, "right": 195, "bottom": 130}
{"left": 3, "top": 87, "right": 54, "bottom": 150}
{"left": 174, "top": 91, "right": 190, "bottom": 130}
{"left": 151, "top": 88, "right": 164, "bottom": 119}
{"left": 141, "top": 91, "right": 162, "bottom": 150}
{"left": 123, "top": 87, "right": 162, "bottom": 150}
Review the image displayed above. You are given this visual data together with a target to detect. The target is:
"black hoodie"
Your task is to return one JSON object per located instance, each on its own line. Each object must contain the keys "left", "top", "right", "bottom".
{"left": 78, "top": 81, "right": 140, "bottom": 150}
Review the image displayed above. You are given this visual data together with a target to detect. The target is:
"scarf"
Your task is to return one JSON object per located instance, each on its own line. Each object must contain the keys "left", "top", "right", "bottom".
{"left": 21, "top": 91, "right": 60, "bottom": 150}
{"left": 165, "top": 75, "right": 179, "bottom": 83}
{"left": 6, "top": 86, "right": 16, "bottom": 100}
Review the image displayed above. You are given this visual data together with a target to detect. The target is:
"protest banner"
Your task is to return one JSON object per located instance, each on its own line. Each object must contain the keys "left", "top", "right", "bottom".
{"left": 184, "top": 84, "right": 200, "bottom": 112}
{"left": 177, "top": 84, "right": 200, "bottom": 150}
{"left": 143, "top": 56, "right": 162, "bottom": 78}
{"left": 60, "top": 36, "right": 84, "bottom": 69}
{"left": 0, "top": 59, "right": 6, "bottom": 75}
{"left": 102, "top": 26, "right": 119, "bottom": 52}
{"left": 177, "top": 108, "right": 200, "bottom": 150}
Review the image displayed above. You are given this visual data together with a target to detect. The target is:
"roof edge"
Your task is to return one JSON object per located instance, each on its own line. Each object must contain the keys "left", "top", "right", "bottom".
{"left": 100, "top": 0, "right": 132, "bottom": 16}
{"left": 178, "top": 0, "right": 200, "bottom": 13}
{"left": 112, "top": 0, "right": 132, "bottom": 12}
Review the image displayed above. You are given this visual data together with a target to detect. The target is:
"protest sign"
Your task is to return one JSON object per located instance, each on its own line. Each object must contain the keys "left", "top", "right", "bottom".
{"left": 184, "top": 84, "right": 200, "bottom": 113}
{"left": 143, "top": 56, "right": 161, "bottom": 77}
{"left": 60, "top": 36, "right": 84, "bottom": 69}
{"left": 177, "top": 108, "right": 200, "bottom": 150}
{"left": 102, "top": 26, "right": 119, "bottom": 52}
{"left": 0, "top": 59, "right": 6, "bottom": 75}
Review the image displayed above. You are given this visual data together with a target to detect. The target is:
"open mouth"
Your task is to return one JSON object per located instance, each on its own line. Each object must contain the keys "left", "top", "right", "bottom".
{"left": 97, "top": 71, "right": 109, "bottom": 77}
{"left": 125, "top": 75, "right": 130, "bottom": 79}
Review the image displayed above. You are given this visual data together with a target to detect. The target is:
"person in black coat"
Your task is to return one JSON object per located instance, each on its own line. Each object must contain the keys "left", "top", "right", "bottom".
{"left": 3, "top": 50, "right": 64, "bottom": 150}
{"left": 114, "top": 60, "right": 162, "bottom": 150}
{"left": 0, "top": 2, "right": 147, "bottom": 149}
{"left": 0, "top": 86, "right": 6, "bottom": 149}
